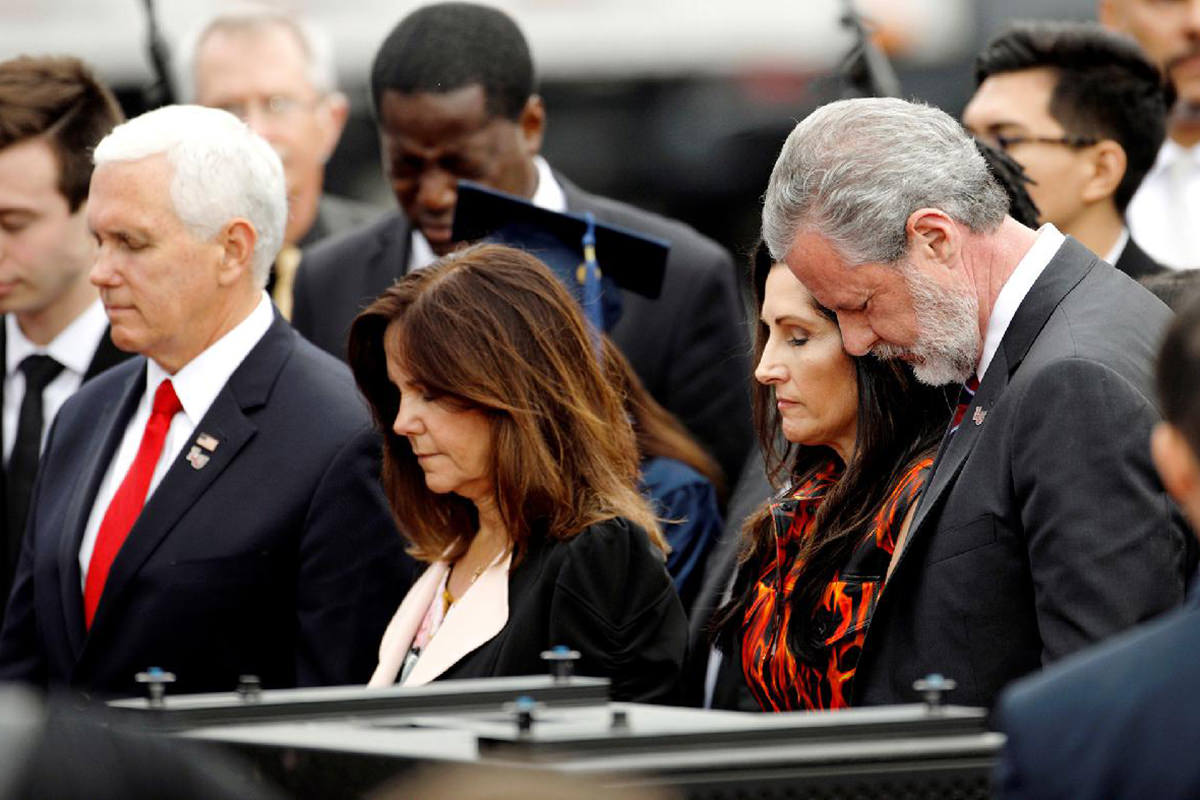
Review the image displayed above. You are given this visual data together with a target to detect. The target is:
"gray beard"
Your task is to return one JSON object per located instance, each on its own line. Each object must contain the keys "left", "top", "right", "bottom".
{"left": 871, "top": 261, "right": 980, "bottom": 387}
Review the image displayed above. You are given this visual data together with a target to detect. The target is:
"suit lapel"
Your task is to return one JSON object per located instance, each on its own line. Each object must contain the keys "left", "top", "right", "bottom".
{"left": 366, "top": 211, "right": 413, "bottom": 288}
{"left": 404, "top": 553, "right": 511, "bottom": 687}
{"left": 82, "top": 316, "right": 295, "bottom": 643}
{"left": 57, "top": 362, "right": 147, "bottom": 655}
{"left": 901, "top": 238, "right": 1097, "bottom": 562}
{"left": 368, "top": 561, "right": 449, "bottom": 687}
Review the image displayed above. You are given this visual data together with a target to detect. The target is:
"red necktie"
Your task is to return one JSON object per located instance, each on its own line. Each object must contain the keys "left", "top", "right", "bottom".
{"left": 947, "top": 374, "right": 980, "bottom": 436}
{"left": 83, "top": 379, "right": 182, "bottom": 629}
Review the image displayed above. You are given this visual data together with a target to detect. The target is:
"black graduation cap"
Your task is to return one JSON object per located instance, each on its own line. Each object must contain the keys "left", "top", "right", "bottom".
{"left": 451, "top": 180, "right": 670, "bottom": 333}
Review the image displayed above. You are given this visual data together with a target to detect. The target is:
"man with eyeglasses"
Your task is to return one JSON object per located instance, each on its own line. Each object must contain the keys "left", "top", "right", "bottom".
{"left": 1102, "top": 0, "right": 1200, "bottom": 271}
{"left": 183, "top": 6, "right": 383, "bottom": 318}
{"left": 963, "top": 20, "right": 1170, "bottom": 280}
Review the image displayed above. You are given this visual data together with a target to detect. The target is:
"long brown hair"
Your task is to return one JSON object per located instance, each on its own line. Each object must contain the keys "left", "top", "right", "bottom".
{"left": 348, "top": 244, "right": 664, "bottom": 563}
{"left": 601, "top": 338, "right": 725, "bottom": 498}
{"left": 713, "top": 243, "right": 953, "bottom": 659}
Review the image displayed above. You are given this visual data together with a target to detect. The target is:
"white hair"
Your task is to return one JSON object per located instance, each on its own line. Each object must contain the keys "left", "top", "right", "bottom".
{"left": 762, "top": 97, "right": 1008, "bottom": 266}
{"left": 177, "top": 4, "right": 338, "bottom": 101}
{"left": 93, "top": 104, "right": 286, "bottom": 287}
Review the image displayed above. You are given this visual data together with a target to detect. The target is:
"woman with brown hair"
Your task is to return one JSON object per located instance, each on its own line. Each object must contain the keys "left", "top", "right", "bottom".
{"left": 706, "top": 244, "right": 954, "bottom": 711}
{"left": 348, "top": 244, "right": 686, "bottom": 703}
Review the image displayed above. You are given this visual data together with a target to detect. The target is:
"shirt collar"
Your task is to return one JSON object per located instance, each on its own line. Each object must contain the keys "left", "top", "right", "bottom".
{"left": 409, "top": 156, "right": 566, "bottom": 271}
{"left": 1103, "top": 227, "right": 1130, "bottom": 267}
{"left": 5, "top": 299, "right": 109, "bottom": 378}
{"left": 978, "top": 223, "right": 1065, "bottom": 381}
{"left": 145, "top": 292, "right": 274, "bottom": 425}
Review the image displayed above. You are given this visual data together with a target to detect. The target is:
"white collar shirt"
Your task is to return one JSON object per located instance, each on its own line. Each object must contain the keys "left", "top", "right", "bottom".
{"left": 408, "top": 156, "right": 567, "bottom": 272}
{"left": 1103, "top": 227, "right": 1130, "bottom": 268}
{"left": 78, "top": 292, "right": 275, "bottom": 584}
{"left": 1125, "top": 139, "right": 1200, "bottom": 270}
{"left": 977, "top": 223, "right": 1065, "bottom": 382}
{"left": 3, "top": 300, "right": 109, "bottom": 463}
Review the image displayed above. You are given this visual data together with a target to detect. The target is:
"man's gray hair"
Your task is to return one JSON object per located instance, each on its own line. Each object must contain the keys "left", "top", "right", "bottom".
{"left": 762, "top": 97, "right": 1008, "bottom": 265}
{"left": 93, "top": 104, "right": 286, "bottom": 287}
{"left": 178, "top": 4, "right": 338, "bottom": 99}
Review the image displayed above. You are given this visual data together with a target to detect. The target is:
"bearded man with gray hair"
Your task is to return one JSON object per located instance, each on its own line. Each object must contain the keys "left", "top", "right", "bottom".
{"left": 763, "top": 96, "right": 1192, "bottom": 708}
{"left": 0, "top": 105, "right": 409, "bottom": 697}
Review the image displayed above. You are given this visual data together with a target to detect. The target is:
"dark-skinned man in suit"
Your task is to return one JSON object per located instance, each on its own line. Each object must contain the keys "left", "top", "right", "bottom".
{"left": 293, "top": 2, "right": 752, "bottom": 488}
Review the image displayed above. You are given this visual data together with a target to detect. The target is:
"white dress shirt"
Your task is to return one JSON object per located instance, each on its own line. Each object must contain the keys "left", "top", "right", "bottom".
{"left": 408, "top": 155, "right": 568, "bottom": 272}
{"left": 1103, "top": 227, "right": 1130, "bottom": 268}
{"left": 1125, "top": 139, "right": 1200, "bottom": 270}
{"left": 78, "top": 292, "right": 275, "bottom": 584}
{"left": 3, "top": 300, "right": 109, "bottom": 464}
{"left": 977, "top": 224, "right": 1066, "bottom": 381}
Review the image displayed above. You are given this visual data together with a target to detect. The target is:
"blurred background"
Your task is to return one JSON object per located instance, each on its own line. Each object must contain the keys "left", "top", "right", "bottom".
{"left": 2, "top": 0, "right": 1099, "bottom": 263}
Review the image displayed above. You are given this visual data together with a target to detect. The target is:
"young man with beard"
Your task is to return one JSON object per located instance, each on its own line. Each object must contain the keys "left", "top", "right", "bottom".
{"left": 761, "top": 97, "right": 1191, "bottom": 708}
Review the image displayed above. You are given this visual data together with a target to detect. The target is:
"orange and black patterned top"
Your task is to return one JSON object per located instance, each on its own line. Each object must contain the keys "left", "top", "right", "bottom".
{"left": 740, "top": 457, "right": 932, "bottom": 712}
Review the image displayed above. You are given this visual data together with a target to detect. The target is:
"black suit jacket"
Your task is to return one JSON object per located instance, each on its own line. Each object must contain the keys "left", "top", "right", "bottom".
{"left": 995, "top": 589, "right": 1200, "bottom": 799}
{"left": 0, "top": 315, "right": 412, "bottom": 697}
{"left": 0, "top": 321, "right": 131, "bottom": 614}
{"left": 852, "top": 237, "right": 1191, "bottom": 708}
{"left": 1113, "top": 236, "right": 1167, "bottom": 281}
{"left": 374, "top": 517, "right": 687, "bottom": 704}
{"left": 292, "top": 174, "right": 753, "bottom": 485}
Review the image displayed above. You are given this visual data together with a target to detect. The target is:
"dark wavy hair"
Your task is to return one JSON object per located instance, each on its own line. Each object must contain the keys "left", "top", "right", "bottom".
{"left": 712, "top": 243, "right": 953, "bottom": 661}
{"left": 348, "top": 244, "right": 663, "bottom": 564}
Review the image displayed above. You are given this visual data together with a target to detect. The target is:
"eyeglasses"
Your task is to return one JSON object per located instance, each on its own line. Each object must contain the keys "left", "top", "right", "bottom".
{"left": 215, "top": 94, "right": 322, "bottom": 123}
{"left": 988, "top": 133, "right": 1099, "bottom": 152}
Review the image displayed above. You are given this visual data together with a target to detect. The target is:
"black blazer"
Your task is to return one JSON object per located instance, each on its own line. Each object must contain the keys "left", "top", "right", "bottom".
{"left": 292, "top": 173, "right": 753, "bottom": 485}
{"left": 372, "top": 517, "right": 687, "bottom": 704}
{"left": 995, "top": 589, "right": 1200, "bottom": 799}
{"left": 1113, "top": 236, "right": 1167, "bottom": 281}
{"left": 852, "top": 237, "right": 1192, "bottom": 708}
{"left": 0, "top": 321, "right": 131, "bottom": 614}
{"left": 0, "top": 315, "right": 413, "bottom": 697}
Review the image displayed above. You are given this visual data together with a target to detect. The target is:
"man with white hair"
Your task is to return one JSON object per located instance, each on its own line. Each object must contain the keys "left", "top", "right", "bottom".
{"left": 0, "top": 105, "right": 409, "bottom": 697}
{"left": 184, "top": 6, "right": 382, "bottom": 317}
{"left": 762, "top": 96, "right": 1191, "bottom": 708}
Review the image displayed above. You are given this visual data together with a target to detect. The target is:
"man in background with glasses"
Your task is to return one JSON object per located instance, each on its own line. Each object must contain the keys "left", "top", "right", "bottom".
{"left": 963, "top": 20, "right": 1170, "bottom": 280}
{"left": 181, "top": 6, "right": 382, "bottom": 318}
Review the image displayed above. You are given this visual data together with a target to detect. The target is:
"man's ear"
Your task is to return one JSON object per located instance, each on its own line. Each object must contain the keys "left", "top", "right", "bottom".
{"left": 217, "top": 218, "right": 258, "bottom": 286}
{"left": 518, "top": 94, "right": 546, "bottom": 156}
{"left": 1080, "top": 140, "right": 1127, "bottom": 205}
{"left": 905, "top": 208, "right": 960, "bottom": 268}
{"left": 1152, "top": 422, "right": 1200, "bottom": 523}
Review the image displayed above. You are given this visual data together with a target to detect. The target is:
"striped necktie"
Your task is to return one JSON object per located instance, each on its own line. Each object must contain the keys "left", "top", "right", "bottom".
{"left": 947, "top": 374, "right": 980, "bottom": 437}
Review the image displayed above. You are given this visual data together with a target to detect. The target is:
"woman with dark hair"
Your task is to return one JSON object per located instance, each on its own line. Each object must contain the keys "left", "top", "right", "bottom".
{"left": 347, "top": 244, "right": 686, "bottom": 703}
{"left": 602, "top": 340, "right": 724, "bottom": 612}
{"left": 707, "top": 244, "right": 953, "bottom": 711}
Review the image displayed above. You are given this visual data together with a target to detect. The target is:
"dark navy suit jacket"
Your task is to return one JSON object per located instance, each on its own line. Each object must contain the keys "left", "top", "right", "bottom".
{"left": 0, "top": 314, "right": 412, "bottom": 697}
{"left": 995, "top": 586, "right": 1200, "bottom": 799}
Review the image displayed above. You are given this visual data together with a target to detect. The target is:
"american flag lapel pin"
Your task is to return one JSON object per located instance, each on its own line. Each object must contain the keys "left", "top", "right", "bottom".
{"left": 186, "top": 445, "right": 210, "bottom": 470}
